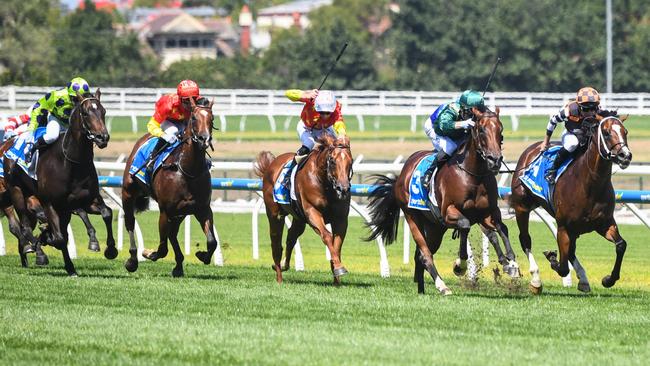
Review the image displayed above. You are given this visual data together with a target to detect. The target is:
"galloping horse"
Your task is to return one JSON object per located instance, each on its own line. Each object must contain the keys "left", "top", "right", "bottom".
{"left": 366, "top": 108, "right": 518, "bottom": 295}
{"left": 4, "top": 90, "right": 112, "bottom": 276}
{"left": 254, "top": 134, "right": 353, "bottom": 284}
{"left": 510, "top": 112, "right": 632, "bottom": 293}
{"left": 122, "top": 98, "right": 218, "bottom": 277}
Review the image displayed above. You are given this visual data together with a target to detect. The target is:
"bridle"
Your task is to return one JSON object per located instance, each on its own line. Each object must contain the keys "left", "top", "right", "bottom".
{"left": 177, "top": 105, "right": 214, "bottom": 178}
{"left": 455, "top": 113, "right": 502, "bottom": 177}
{"left": 325, "top": 142, "right": 353, "bottom": 190}
{"left": 596, "top": 116, "right": 628, "bottom": 161}
{"left": 62, "top": 95, "right": 104, "bottom": 163}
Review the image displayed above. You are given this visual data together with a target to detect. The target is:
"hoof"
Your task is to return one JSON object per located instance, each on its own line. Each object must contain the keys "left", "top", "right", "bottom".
{"left": 171, "top": 267, "right": 184, "bottom": 278}
{"left": 543, "top": 250, "right": 557, "bottom": 263}
{"left": 69, "top": 272, "right": 78, "bottom": 278}
{"left": 452, "top": 264, "right": 466, "bottom": 277}
{"left": 23, "top": 244, "right": 36, "bottom": 254}
{"left": 104, "top": 246, "right": 118, "bottom": 260}
{"left": 195, "top": 251, "right": 211, "bottom": 265}
{"left": 142, "top": 249, "right": 157, "bottom": 261}
{"left": 529, "top": 282, "right": 543, "bottom": 295}
{"left": 440, "top": 288, "right": 453, "bottom": 296}
{"left": 87, "top": 241, "right": 100, "bottom": 252}
{"left": 504, "top": 263, "right": 521, "bottom": 279}
{"left": 577, "top": 282, "right": 591, "bottom": 293}
{"left": 333, "top": 266, "right": 348, "bottom": 277}
{"left": 602, "top": 275, "right": 618, "bottom": 288}
{"left": 124, "top": 258, "right": 138, "bottom": 273}
{"left": 35, "top": 254, "right": 49, "bottom": 266}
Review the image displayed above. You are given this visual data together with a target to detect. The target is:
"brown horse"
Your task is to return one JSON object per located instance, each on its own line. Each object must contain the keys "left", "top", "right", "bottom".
{"left": 366, "top": 108, "right": 517, "bottom": 295}
{"left": 510, "top": 113, "right": 632, "bottom": 294}
{"left": 4, "top": 90, "right": 112, "bottom": 276}
{"left": 122, "top": 98, "right": 218, "bottom": 277}
{"left": 254, "top": 134, "right": 353, "bottom": 284}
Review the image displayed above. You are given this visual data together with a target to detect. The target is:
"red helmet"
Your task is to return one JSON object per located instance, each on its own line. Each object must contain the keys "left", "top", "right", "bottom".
{"left": 177, "top": 80, "right": 200, "bottom": 99}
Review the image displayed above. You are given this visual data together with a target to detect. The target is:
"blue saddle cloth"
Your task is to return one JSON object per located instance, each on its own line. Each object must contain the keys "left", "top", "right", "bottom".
{"left": 128, "top": 137, "right": 180, "bottom": 186}
{"left": 519, "top": 146, "right": 574, "bottom": 208}
{"left": 408, "top": 153, "right": 436, "bottom": 210}
{"left": 4, "top": 128, "right": 47, "bottom": 179}
{"left": 273, "top": 159, "right": 295, "bottom": 204}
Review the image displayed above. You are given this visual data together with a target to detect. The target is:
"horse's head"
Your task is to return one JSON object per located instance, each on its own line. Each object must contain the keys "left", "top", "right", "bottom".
{"left": 318, "top": 134, "right": 353, "bottom": 200}
{"left": 72, "top": 89, "right": 109, "bottom": 148}
{"left": 471, "top": 107, "right": 504, "bottom": 174}
{"left": 594, "top": 113, "right": 632, "bottom": 169}
{"left": 186, "top": 97, "right": 215, "bottom": 151}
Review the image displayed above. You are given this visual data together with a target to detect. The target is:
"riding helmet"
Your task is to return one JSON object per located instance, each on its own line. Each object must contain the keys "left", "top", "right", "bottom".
{"left": 67, "top": 77, "right": 90, "bottom": 96}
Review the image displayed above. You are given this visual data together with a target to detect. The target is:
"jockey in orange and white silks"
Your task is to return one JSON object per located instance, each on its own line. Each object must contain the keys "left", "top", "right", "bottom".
{"left": 146, "top": 80, "right": 201, "bottom": 159}
{"left": 0, "top": 113, "right": 30, "bottom": 141}
{"left": 541, "top": 86, "right": 601, "bottom": 183}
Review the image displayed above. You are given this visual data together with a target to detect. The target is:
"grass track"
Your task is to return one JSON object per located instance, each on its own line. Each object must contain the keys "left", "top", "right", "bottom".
{"left": 1, "top": 214, "right": 649, "bottom": 365}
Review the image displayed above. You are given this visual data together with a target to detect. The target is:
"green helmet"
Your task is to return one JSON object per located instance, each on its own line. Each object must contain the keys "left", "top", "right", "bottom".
{"left": 458, "top": 90, "right": 484, "bottom": 109}
{"left": 67, "top": 77, "right": 90, "bottom": 96}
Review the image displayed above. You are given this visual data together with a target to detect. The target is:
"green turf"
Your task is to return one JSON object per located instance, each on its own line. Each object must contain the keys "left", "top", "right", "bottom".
{"left": 1, "top": 213, "right": 649, "bottom": 365}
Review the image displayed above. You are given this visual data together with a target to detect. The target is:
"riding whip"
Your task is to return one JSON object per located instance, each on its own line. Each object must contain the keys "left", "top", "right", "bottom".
{"left": 318, "top": 42, "right": 349, "bottom": 90}
{"left": 482, "top": 57, "right": 501, "bottom": 97}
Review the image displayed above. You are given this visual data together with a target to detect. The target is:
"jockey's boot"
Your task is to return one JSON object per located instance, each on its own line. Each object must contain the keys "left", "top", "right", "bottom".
{"left": 422, "top": 150, "right": 449, "bottom": 192}
{"left": 282, "top": 145, "right": 310, "bottom": 188}
{"left": 545, "top": 147, "right": 571, "bottom": 184}
{"left": 146, "top": 138, "right": 168, "bottom": 176}
{"left": 25, "top": 137, "right": 47, "bottom": 164}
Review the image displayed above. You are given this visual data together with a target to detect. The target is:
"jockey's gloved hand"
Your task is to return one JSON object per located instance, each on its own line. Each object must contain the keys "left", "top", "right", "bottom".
{"left": 162, "top": 133, "right": 178, "bottom": 144}
{"left": 456, "top": 120, "right": 475, "bottom": 130}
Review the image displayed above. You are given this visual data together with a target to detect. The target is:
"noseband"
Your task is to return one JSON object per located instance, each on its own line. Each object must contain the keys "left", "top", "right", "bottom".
{"left": 596, "top": 116, "right": 628, "bottom": 160}
{"left": 186, "top": 106, "right": 214, "bottom": 149}
{"left": 69, "top": 96, "right": 103, "bottom": 142}
{"left": 325, "top": 143, "right": 353, "bottom": 189}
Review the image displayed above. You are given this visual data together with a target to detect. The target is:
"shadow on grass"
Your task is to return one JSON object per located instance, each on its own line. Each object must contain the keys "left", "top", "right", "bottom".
{"left": 282, "top": 277, "right": 375, "bottom": 288}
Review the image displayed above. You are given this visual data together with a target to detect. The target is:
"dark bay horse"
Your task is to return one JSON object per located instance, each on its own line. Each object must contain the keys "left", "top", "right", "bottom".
{"left": 4, "top": 90, "right": 112, "bottom": 276}
{"left": 122, "top": 98, "right": 218, "bottom": 277}
{"left": 510, "top": 113, "right": 632, "bottom": 294}
{"left": 254, "top": 134, "right": 353, "bottom": 284}
{"left": 366, "top": 108, "right": 518, "bottom": 295}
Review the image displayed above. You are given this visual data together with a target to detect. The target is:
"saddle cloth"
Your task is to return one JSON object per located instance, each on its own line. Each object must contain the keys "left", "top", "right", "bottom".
{"left": 408, "top": 153, "right": 439, "bottom": 210}
{"left": 128, "top": 137, "right": 181, "bottom": 186}
{"left": 4, "top": 127, "right": 47, "bottom": 180}
{"left": 273, "top": 159, "right": 298, "bottom": 204}
{"left": 519, "top": 146, "right": 574, "bottom": 208}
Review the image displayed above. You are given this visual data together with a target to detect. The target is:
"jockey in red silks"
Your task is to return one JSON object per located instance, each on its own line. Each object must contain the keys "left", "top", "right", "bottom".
{"left": 1, "top": 113, "right": 30, "bottom": 141}
{"left": 282, "top": 89, "right": 347, "bottom": 187}
{"left": 146, "top": 80, "right": 201, "bottom": 161}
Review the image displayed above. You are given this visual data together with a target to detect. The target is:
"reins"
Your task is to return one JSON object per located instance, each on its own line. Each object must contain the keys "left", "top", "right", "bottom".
{"left": 61, "top": 96, "right": 101, "bottom": 164}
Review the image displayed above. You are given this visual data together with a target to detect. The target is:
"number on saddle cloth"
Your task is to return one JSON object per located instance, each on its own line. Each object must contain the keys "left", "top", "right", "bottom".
{"left": 128, "top": 137, "right": 180, "bottom": 186}
{"left": 519, "top": 146, "right": 575, "bottom": 208}
{"left": 4, "top": 128, "right": 47, "bottom": 180}
{"left": 408, "top": 153, "right": 438, "bottom": 210}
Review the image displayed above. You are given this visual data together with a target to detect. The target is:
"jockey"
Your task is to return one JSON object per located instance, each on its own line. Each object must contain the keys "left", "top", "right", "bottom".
{"left": 541, "top": 86, "right": 601, "bottom": 184}
{"left": 145, "top": 80, "right": 201, "bottom": 163}
{"left": 1, "top": 113, "right": 30, "bottom": 141}
{"left": 25, "top": 77, "right": 91, "bottom": 161}
{"left": 421, "top": 90, "right": 485, "bottom": 190}
{"left": 282, "top": 89, "right": 346, "bottom": 186}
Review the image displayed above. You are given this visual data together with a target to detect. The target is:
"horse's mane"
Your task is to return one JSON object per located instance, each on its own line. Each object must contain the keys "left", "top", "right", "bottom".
{"left": 597, "top": 109, "right": 619, "bottom": 118}
{"left": 313, "top": 134, "right": 337, "bottom": 153}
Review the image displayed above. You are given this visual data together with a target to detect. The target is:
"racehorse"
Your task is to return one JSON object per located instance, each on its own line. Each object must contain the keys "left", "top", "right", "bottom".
{"left": 122, "top": 97, "right": 218, "bottom": 277}
{"left": 510, "top": 112, "right": 632, "bottom": 294}
{"left": 366, "top": 107, "right": 518, "bottom": 295}
{"left": 4, "top": 90, "right": 112, "bottom": 276}
{"left": 254, "top": 134, "right": 353, "bottom": 284}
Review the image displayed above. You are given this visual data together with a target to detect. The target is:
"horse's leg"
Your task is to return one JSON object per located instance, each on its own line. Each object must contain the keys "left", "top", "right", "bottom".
{"left": 515, "top": 206, "right": 542, "bottom": 293}
{"left": 480, "top": 224, "right": 507, "bottom": 265}
{"left": 567, "top": 237, "right": 590, "bottom": 293}
{"left": 544, "top": 227, "right": 571, "bottom": 278}
{"left": 330, "top": 217, "right": 349, "bottom": 284}
{"left": 267, "top": 210, "right": 285, "bottom": 283}
{"left": 75, "top": 209, "right": 100, "bottom": 252}
{"left": 122, "top": 192, "right": 139, "bottom": 273}
{"left": 484, "top": 213, "right": 521, "bottom": 278}
{"left": 413, "top": 246, "right": 424, "bottom": 291}
{"left": 283, "top": 219, "right": 306, "bottom": 271}
{"left": 194, "top": 206, "right": 218, "bottom": 265}
{"left": 4, "top": 207, "right": 28, "bottom": 267}
{"left": 453, "top": 229, "right": 470, "bottom": 277}
{"left": 444, "top": 206, "right": 471, "bottom": 276}
{"left": 84, "top": 196, "right": 117, "bottom": 260}
{"left": 404, "top": 211, "right": 450, "bottom": 295}
{"left": 166, "top": 217, "right": 184, "bottom": 278}
{"left": 597, "top": 221, "right": 627, "bottom": 288}
{"left": 142, "top": 211, "right": 169, "bottom": 262}
{"left": 304, "top": 206, "right": 345, "bottom": 280}
{"left": 44, "top": 206, "right": 76, "bottom": 276}
{"left": 9, "top": 186, "right": 39, "bottom": 254}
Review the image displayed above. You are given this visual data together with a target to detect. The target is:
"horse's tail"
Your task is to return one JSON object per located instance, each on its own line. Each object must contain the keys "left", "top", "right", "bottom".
{"left": 365, "top": 174, "right": 401, "bottom": 244}
{"left": 254, "top": 151, "right": 276, "bottom": 178}
{"left": 134, "top": 196, "right": 150, "bottom": 213}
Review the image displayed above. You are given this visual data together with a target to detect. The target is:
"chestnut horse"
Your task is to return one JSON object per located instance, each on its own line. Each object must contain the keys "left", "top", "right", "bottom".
{"left": 366, "top": 108, "right": 517, "bottom": 295}
{"left": 510, "top": 113, "right": 632, "bottom": 294}
{"left": 4, "top": 90, "right": 112, "bottom": 276}
{"left": 122, "top": 98, "right": 218, "bottom": 277}
{"left": 254, "top": 134, "right": 353, "bottom": 284}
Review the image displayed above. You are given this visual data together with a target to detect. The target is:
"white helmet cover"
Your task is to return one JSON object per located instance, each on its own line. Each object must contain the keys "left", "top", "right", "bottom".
{"left": 314, "top": 90, "right": 336, "bottom": 113}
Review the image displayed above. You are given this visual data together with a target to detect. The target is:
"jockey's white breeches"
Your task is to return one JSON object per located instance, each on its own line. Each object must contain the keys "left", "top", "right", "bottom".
{"left": 297, "top": 120, "right": 336, "bottom": 150}
{"left": 424, "top": 118, "right": 458, "bottom": 155}
{"left": 43, "top": 114, "right": 65, "bottom": 144}
{"left": 561, "top": 130, "right": 579, "bottom": 152}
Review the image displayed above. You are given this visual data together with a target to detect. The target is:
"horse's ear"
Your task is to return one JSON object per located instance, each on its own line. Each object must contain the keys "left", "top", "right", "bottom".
{"left": 190, "top": 96, "right": 197, "bottom": 109}
{"left": 95, "top": 88, "right": 101, "bottom": 101}
{"left": 209, "top": 98, "right": 214, "bottom": 110}
{"left": 495, "top": 106, "right": 500, "bottom": 117}
{"left": 620, "top": 114, "right": 629, "bottom": 123}
{"left": 75, "top": 90, "right": 84, "bottom": 102}
{"left": 472, "top": 107, "right": 483, "bottom": 119}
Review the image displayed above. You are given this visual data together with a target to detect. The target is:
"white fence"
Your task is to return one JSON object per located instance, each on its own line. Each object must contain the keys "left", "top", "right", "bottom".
{"left": 2, "top": 87, "right": 650, "bottom": 133}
